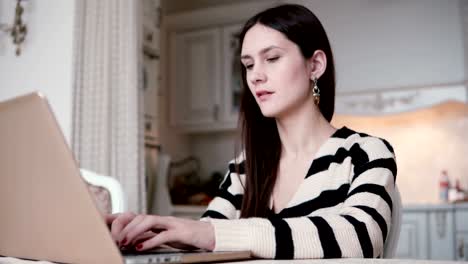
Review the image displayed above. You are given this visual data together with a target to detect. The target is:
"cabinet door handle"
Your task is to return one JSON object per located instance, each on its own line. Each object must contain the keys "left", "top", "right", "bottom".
{"left": 458, "top": 238, "right": 464, "bottom": 259}
{"left": 213, "top": 104, "right": 219, "bottom": 120}
{"left": 435, "top": 211, "right": 447, "bottom": 238}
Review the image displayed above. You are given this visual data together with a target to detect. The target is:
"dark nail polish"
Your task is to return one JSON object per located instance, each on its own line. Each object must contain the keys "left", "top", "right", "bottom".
{"left": 136, "top": 244, "right": 143, "bottom": 250}
{"left": 122, "top": 238, "right": 127, "bottom": 245}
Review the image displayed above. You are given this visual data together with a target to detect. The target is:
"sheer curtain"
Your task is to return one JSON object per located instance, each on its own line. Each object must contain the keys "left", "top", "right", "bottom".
{"left": 71, "top": 0, "right": 146, "bottom": 213}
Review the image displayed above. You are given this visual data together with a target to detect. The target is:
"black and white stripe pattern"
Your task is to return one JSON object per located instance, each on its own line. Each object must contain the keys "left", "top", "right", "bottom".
{"left": 201, "top": 127, "right": 397, "bottom": 259}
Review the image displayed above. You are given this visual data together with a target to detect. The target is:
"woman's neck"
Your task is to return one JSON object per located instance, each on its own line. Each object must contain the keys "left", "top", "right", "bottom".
{"left": 276, "top": 101, "right": 335, "bottom": 159}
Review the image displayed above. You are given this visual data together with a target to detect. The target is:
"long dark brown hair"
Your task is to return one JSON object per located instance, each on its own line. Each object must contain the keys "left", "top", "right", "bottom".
{"left": 237, "top": 4, "right": 336, "bottom": 218}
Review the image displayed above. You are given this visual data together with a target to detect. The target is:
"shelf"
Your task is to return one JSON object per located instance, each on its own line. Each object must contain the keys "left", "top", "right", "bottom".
{"left": 172, "top": 205, "right": 207, "bottom": 219}
{"left": 173, "top": 205, "right": 207, "bottom": 213}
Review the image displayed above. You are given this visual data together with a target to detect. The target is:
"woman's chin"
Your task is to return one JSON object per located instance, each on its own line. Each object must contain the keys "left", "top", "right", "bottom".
{"left": 259, "top": 107, "right": 281, "bottom": 118}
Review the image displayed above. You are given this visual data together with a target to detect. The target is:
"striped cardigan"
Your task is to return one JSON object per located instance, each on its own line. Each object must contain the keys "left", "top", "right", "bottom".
{"left": 201, "top": 127, "right": 397, "bottom": 259}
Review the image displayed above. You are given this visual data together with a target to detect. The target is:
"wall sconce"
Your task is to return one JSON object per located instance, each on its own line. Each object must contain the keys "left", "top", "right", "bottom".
{"left": 0, "top": 0, "right": 28, "bottom": 56}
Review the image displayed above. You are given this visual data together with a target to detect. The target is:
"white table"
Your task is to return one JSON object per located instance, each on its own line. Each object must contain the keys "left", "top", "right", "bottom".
{"left": 227, "top": 259, "right": 468, "bottom": 264}
{"left": 0, "top": 258, "right": 52, "bottom": 264}
{"left": 1, "top": 257, "right": 467, "bottom": 264}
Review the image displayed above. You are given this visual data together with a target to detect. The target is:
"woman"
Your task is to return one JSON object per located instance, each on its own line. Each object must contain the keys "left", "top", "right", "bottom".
{"left": 108, "top": 4, "right": 397, "bottom": 259}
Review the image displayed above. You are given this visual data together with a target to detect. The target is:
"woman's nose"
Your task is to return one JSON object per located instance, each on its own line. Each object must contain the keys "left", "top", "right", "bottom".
{"left": 249, "top": 66, "right": 267, "bottom": 85}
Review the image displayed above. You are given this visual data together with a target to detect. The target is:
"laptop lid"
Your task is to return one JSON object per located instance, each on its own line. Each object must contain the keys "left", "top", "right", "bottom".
{"left": 0, "top": 92, "right": 124, "bottom": 263}
{"left": 0, "top": 92, "right": 251, "bottom": 264}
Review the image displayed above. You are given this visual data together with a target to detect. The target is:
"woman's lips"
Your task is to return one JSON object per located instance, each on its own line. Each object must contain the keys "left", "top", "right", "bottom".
{"left": 256, "top": 91, "right": 274, "bottom": 102}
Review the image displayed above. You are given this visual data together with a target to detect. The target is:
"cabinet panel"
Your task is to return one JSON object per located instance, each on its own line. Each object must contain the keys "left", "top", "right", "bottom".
{"left": 164, "top": 2, "right": 281, "bottom": 132}
{"left": 222, "top": 24, "right": 243, "bottom": 123}
{"left": 170, "top": 28, "right": 221, "bottom": 127}
{"left": 456, "top": 209, "right": 468, "bottom": 231}
{"left": 428, "top": 210, "right": 455, "bottom": 260}
{"left": 396, "top": 212, "right": 428, "bottom": 259}
{"left": 456, "top": 232, "right": 468, "bottom": 261}
{"left": 456, "top": 208, "right": 468, "bottom": 261}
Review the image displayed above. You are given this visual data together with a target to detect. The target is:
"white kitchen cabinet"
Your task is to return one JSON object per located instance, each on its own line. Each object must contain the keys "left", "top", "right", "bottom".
{"left": 164, "top": 2, "right": 277, "bottom": 133}
{"left": 455, "top": 208, "right": 468, "bottom": 231}
{"left": 455, "top": 207, "right": 468, "bottom": 261}
{"left": 396, "top": 203, "right": 468, "bottom": 261}
{"left": 428, "top": 209, "right": 455, "bottom": 260}
{"left": 456, "top": 232, "right": 468, "bottom": 261}
{"left": 169, "top": 28, "right": 222, "bottom": 129}
{"left": 396, "top": 211, "right": 429, "bottom": 259}
{"left": 221, "top": 24, "right": 243, "bottom": 124}
{"left": 169, "top": 25, "right": 245, "bottom": 132}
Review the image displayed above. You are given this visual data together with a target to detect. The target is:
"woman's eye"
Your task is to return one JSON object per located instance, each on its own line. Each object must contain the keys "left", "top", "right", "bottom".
{"left": 245, "top": 64, "right": 253, "bottom": 70}
{"left": 267, "top": 57, "right": 279, "bottom": 62}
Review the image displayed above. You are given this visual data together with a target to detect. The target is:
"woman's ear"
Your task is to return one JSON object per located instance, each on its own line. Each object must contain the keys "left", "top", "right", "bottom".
{"left": 308, "top": 50, "right": 327, "bottom": 79}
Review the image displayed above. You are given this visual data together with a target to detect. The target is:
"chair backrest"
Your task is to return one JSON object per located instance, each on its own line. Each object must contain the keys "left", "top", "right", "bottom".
{"left": 80, "top": 169, "right": 126, "bottom": 214}
{"left": 383, "top": 185, "right": 402, "bottom": 258}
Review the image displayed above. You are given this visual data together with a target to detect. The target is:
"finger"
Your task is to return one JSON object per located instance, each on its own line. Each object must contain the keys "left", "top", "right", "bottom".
{"left": 135, "top": 230, "right": 176, "bottom": 251}
{"left": 105, "top": 213, "right": 120, "bottom": 225}
{"left": 125, "top": 215, "right": 169, "bottom": 246}
{"left": 118, "top": 214, "right": 147, "bottom": 245}
{"left": 111, "top": 212, "right": 136, "bottom": 238}
{"left": 111, "top": 212, "right": 136, "bottom": 241}
{"left": 133, "top": 231, "right": 157, "bottom": 244}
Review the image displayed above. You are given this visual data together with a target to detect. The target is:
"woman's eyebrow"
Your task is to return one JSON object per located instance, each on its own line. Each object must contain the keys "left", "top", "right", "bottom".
{"left": 241, "top": 45, "right": 283, "bottom": 60}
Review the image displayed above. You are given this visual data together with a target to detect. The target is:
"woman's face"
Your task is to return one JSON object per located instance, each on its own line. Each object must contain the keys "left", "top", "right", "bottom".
{"left": 241, "top": 23, "right": 313, "bottom": 118}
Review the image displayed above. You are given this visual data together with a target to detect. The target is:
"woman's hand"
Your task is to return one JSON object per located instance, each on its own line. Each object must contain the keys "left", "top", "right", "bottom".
{"left": 108, "top": 213, "right": 215, "bottom": 252}
{"left": 105, "top": 212, "right": 137, "bottom": 242}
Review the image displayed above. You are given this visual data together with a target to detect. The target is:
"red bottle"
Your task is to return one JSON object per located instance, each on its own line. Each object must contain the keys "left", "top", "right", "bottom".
{"left": 439, "top": 170, "right": 450, "bottom": 202}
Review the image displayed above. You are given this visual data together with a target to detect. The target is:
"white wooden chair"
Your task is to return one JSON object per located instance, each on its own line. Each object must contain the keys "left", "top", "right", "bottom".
{"left": 383, "top": 185, "right": 402, "bottom": 258}
{"left": 80, "top": 169, "right": 126, "bottom": 214}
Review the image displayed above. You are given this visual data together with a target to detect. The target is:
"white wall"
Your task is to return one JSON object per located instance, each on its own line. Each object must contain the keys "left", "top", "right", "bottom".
{"left": 0, "top": 0, "right": 76, "bottom": 143}
{"left": 287, "top": 0, "right": 465, "bottom": 92}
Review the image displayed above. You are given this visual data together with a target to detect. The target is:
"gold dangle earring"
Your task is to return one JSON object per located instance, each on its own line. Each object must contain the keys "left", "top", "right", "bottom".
{"left": 312, "top": 76, "right": 320, "bottom": 106}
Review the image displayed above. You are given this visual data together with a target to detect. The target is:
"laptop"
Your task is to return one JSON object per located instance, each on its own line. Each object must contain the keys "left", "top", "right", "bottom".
{"left": 0, "top": 92, "right": 251, "bottom": 264}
